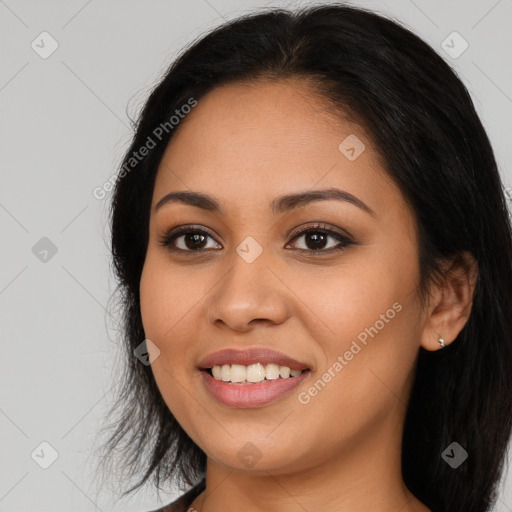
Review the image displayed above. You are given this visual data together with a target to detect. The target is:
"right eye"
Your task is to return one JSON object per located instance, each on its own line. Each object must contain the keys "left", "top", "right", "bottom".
{"left": 158, "top": 225, "right": 222, "bottom": 254}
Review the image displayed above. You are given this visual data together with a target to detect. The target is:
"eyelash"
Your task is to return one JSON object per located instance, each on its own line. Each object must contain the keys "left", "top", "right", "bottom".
{"left": 158, "top": 223, "right": 354, "bottom": 256}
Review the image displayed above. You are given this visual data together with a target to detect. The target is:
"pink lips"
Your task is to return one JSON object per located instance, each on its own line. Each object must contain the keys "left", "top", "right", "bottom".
{"left": 197, "top": 347, "right": 312, "bottom": 408}
{"left": 200, "top": 367, "right": 311, "bottom": 408}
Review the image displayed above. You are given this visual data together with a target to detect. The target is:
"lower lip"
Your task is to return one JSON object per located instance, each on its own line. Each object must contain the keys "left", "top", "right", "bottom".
{"left": 200, "top": 369, "right": 311, "bottom": 408}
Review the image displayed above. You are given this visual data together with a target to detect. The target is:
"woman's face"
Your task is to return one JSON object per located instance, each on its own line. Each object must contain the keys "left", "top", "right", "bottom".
{"left": 140, "top": 78, "right": 430, "bottom": 475}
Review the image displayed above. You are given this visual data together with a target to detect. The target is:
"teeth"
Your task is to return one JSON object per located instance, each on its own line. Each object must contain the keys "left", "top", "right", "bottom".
{"left": 209, "top": 363, "right": 306, "bottom": 383}
{"left": 221, "top": 364, "right": 231, "bottom": 382}
{"left": 230, "top": 364, "right": 247, "bottom": 383}
{"left": 247, "top": 363, "right": 266, "bottom": 382}
{"left": 265, "top": 363, "right": 280, "bottom": 380}
{"left": 212, "top": 365, "right": 222, "bottom": 380}
{"left": 279, "top": 365, "right": 290, "bottom": 378}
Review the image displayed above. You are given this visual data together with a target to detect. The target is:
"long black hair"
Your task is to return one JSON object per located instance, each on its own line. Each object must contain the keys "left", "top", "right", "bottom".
{"left": 94, "top": 4, "right": 512, "bottom": 511}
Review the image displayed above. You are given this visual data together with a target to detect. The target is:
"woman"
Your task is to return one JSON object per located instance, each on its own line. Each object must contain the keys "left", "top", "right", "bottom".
{"left": 96, "top": 4, "right": 512, "bottom": 512}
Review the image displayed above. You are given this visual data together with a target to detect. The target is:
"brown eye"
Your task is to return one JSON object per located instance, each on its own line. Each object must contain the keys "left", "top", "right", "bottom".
{"left": 159, "top": 226, "right": 222, "bottom": 254}
{"left": 286, "top": 225, "right": 353, "bottom": 254}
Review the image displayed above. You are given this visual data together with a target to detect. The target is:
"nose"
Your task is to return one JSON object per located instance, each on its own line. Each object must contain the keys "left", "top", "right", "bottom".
{"left": 206, "top": 248, "right": 291, "bottom": 333}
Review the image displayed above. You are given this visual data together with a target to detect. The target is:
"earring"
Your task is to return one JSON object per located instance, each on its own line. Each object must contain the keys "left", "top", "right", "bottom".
{"left": 438, "top": 337, "right": 446, "bottom": 348}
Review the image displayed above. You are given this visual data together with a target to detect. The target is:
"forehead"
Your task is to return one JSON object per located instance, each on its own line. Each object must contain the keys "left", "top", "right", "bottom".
{"left": 152, "top": 79, "right": 410, "bottom": 226}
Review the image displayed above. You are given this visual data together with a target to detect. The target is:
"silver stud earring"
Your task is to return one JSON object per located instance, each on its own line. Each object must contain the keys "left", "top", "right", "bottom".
{"left": 438, "top": 337, "right": 446, "bottom": 348}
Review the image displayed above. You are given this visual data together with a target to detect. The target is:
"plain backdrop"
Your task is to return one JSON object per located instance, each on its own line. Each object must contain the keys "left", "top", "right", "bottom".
{"left": 1, "top": 0, "right": 511, "bottom": 510}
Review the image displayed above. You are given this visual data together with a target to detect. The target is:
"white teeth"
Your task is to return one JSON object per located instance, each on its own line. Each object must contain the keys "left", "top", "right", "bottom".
{"left": 279, "top": 366, "right": 290, "bottom": 378}
{"left": 229, "top": 364, "right": 247, "bottom": 383}
{"left": 221, "top": 364, "right": 231, "bottom": 382}
{"left": 265, "top": 363, "right": 280, "bottom": 380}
{"left": 209, "top": 363, "right": 306, "bottom": 383}
{"left": 247, "top": 363, "right": 266, "bottom": 382}
{"left": 212, "top": 365, "right": 222, "bottom": 380}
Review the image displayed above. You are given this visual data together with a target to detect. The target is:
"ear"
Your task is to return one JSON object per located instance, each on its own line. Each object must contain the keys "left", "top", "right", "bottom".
{"left": 420, "top": 251, "right": 479, "bottom": 351}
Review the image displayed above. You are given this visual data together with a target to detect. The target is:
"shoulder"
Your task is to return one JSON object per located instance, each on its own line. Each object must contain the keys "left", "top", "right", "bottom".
{"left": 145, "top": 478, "right": 206, "bottom": 512}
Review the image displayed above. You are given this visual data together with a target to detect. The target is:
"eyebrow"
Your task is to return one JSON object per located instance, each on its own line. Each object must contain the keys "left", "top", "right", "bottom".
{"left": 154, "top": 188, "right": 376, "bottom": 217}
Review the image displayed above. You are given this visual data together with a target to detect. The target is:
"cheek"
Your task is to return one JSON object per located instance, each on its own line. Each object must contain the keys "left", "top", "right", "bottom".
{"left": 291, "top": 253, "right": 410, "bottom": 351}
{"left": 139, "top": 261, "right": 170, "bottom": 342}
{"left": 293, "top": 241, "right": 421, "bottom": 410}
{"left": 139, "top": 250, "right": 202, "bottom": 344}
{"left": 294, "top": 297, "right": 421, "bottom": 448}
{"left": 139, "top": 254, "right": 203, "bottom": 427}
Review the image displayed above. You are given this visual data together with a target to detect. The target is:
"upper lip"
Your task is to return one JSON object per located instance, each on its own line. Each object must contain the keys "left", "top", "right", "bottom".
{"left": 197, "top": 347, "right": 310, "bottom": 371}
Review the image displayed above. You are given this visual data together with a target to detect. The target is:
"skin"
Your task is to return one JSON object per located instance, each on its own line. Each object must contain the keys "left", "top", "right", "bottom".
{"left": 139, "top": 78, "right": 478, "bottom": 512}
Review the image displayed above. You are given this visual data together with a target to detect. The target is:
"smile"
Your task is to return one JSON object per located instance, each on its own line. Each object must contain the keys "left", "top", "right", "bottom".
{"left": 210, "top": 362, "right": 305, "bottom": 383}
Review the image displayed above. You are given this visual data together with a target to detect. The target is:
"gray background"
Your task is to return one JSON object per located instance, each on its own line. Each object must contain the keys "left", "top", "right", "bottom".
{"left": 1, "top": 0, "right": 511, "bottom": 511}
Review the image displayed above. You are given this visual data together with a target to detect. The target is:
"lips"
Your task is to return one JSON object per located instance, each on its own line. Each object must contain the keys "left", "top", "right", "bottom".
{"left": 200, "top": 368, "right": 311, "bottom": 407}
{"left": 197, "top": 347, "right": 310, "bottom": 371}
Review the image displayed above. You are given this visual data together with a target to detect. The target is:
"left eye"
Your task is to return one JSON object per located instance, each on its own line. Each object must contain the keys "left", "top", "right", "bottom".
{"left": 287, "top": 226, "right": 352, "bottom": 252}
{"left": 158, "top": 224, "right": 353, "bottom": 255}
